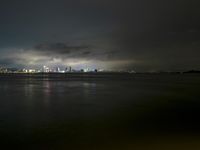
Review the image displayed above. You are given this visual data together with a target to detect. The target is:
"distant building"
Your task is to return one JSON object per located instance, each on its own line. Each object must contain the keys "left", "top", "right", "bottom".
{"left": 83, "top": 68, "right": 90, "bottom": 72}
{"left": 65, "top": 66, "right": 72, "bottom": 72}
{"left": 0, "top": 67, "right": 8, "bottom": 73}
{"left": 56, "top": 67, "right": 60, "bottom": 73}
{"left": 43, "top": 66, "right": 50, "bottom": 73}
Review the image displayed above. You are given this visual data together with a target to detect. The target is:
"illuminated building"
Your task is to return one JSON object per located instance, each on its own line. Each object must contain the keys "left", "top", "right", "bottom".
{"left": 43, "top": 66, "right": 50, "bottom": 73}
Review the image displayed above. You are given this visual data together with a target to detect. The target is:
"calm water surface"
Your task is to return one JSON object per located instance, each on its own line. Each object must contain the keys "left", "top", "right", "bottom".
{"left": 0, "top": 74, "right": 200, "bottom": 149}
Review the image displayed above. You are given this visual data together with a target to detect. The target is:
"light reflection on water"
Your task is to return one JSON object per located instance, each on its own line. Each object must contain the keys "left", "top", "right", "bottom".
{"left": 0, "top": 74, "right": 200, "bottom": 149}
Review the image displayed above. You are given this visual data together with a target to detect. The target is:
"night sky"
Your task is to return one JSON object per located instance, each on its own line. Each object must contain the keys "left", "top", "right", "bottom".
{"left": 0, "top": 0, "right": 200, "bottom": 71}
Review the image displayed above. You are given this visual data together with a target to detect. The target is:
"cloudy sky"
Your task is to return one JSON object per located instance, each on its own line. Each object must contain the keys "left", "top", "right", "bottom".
{"left": 0, "top": 0, "right": 200, "bottom": 71}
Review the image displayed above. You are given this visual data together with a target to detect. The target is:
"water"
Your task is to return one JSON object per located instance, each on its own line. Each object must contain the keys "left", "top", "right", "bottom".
{"left": 0, "top": 73, "right": 200, "bottom": 149}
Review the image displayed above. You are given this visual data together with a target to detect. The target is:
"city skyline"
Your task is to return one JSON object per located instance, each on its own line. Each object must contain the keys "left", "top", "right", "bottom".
{"left": 0, "top": 65, "right": 121, "bottom": 73}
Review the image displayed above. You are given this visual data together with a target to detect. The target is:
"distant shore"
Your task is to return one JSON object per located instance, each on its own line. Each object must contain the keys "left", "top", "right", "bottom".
{"left": 0, "top": 70, "right": 200, "bottom": 75}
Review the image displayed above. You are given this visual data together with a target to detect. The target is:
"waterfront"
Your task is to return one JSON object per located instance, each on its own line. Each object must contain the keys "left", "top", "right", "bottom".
{"left": 0, "top": 73, "right": 200, "bottom": 149}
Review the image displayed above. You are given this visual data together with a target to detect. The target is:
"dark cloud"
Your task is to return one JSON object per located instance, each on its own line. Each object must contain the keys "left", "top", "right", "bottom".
{"left": 81, "top": 51, "right": 91, "bottom": 55}
{"left": 34, "top": 42, "right": 89, "bottom": 54}
{"left": 0, "top": 0, "right": 200, "bottom": 71}
{"left": 32, "top": 42, "right": 120, "bottom": 61}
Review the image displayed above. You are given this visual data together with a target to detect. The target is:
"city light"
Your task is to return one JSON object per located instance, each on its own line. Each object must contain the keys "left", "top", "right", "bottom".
{"left": 0, "top": 66, "right": 104, "bottom": 73}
